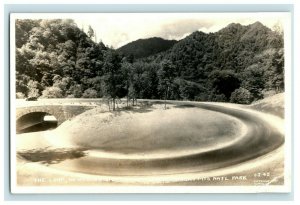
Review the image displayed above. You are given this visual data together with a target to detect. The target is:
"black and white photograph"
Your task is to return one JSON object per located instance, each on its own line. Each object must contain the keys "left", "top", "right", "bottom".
{"left": 10, "top": 12, "right": 291, "bottom": 193}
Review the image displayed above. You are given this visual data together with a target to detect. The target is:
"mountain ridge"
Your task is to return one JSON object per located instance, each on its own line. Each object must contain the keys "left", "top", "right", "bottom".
{"left": 117, "top": 37, "right": 178, "bottom": 59}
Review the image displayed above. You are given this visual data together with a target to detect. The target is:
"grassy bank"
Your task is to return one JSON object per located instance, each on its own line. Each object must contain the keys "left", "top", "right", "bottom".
{"left": 249, "top": 93, "right": 284, "bottom": 118}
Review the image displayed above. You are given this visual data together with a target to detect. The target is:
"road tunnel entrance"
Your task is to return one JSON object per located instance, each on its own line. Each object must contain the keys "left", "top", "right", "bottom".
{"left": 17, "top": 112, "right": 58, "bottom": 134}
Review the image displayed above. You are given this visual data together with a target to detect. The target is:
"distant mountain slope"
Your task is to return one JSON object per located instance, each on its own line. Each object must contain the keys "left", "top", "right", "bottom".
{"left": 118, "top": 37, "right": 178, "bottom": 59}
{"left": 142, "top": 22, "right": 284, "bottom": 102}
{"left": 159, "top": 21, "right": 281, "bottom": 73}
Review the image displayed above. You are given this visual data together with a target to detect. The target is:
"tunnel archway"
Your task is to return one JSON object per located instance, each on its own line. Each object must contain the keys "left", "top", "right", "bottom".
{"left": 16, "top": 112, "right": 58, "bottom": 134}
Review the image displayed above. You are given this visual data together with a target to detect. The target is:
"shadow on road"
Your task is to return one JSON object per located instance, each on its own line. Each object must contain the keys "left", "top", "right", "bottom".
{"left": 18, "top": 147, "right": 88, "bottom": 165}
{"left": 173, "top": 104, "right": 196, "bottom": 109}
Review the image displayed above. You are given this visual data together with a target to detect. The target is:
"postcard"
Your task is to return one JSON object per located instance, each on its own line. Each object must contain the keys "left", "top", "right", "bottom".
{"left": 10, "top": 12, "right": 291, "bottom": 193}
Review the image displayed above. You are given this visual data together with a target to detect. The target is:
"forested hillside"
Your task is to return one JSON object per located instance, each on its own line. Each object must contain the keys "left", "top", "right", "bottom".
{"left": 15, "top": 19, "right": 284, "bottom": 105}
{"left": 142, "top": 22, "right": 284, "bottom": 102}
{"left": 15, "top": 19, "right": 108, "bottom": 99}
{"left": 118, "top": 37, "right": 178, "bottom": 59}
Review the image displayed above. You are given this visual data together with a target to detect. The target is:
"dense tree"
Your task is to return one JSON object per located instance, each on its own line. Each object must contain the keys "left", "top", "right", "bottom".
{"left": 120, "top": 58, "right": 132, "bottom": 106}
{"left": 176, "top": 78, "right": 206, "bottom": 100}
{"left": 241, "top": 64, "right": 265, "bottom": 100}
{"left": 139, "top": 62, "right": 159, "bottom": 99}
{"left": 268, "top": 48, "right": 284, "bottom": 92}
{"left": 230, "top": 87, "right": 253, "bottom": 104}
{"left": 82, "top": 88, "right": 98, "bottom": 98}
{"left": 209, "top": 70, "right": 241, "bottom": 100}
{"left": 129, "top": 62, "right": 144, "bottom": 105}
{"left": 15, "top": 19, "right": 107, "bottom": 99}
{"left": 15, "top": 19, "right": 284, "bottom": 105}
{"left": 27, "top": 80, "right": 41, "bottom": 98}
{"left": 102, "top": 49, "right": 125, "bottom": 110}
{"left": 41, "top": 86, "right": 63, "bottom": 98}
{"left": 68, "top": 84, "right": 83, "bottom": 98}
{"left": 15, "top": 19, "right": 40, "bottom": 48}
{"left": 87, "top": 25, "right": 95, "bottom": 39}
{"left": 158, "top": 60, "right": 176, "bottom": 109}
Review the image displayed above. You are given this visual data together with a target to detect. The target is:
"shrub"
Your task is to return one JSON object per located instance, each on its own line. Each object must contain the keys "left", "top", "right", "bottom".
{"left": 66, "top": 94, "right": 75, "bottom": 98}
{"left": 16, "top": 92, "right": 25, "bottom": 99}
{"left": 82, "top": 88, "right": 98, "bottom": 98}
{"left": 27, "top": 80, "right": 41, "bottom": 98}
{"left": 27, "top": 88, "right": 40, "bottom": 98}
{"left": 68, "top": 84, "right": 83, "bottom": 98}
{"left": 41, "top": 86, "right": 63, "bottom": 98}
{"left": 209, "top": 93, "right": 227, "bottom": 102}
{"left": 230, "top": 87, "right": 253, "bottom": 104}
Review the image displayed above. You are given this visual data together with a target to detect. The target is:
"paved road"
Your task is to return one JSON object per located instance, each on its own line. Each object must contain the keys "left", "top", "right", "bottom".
{"left": 49, "top": 102, "right": 284, "bottom": 176}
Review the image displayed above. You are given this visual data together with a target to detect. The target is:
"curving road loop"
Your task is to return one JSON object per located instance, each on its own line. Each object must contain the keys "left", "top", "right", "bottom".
{"left": 52, "top": 102, "right": 284, "bottom": 176}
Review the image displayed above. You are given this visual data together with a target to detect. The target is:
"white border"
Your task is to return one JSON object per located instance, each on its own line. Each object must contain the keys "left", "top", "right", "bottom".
{"left": 283, "top": 10, "right": 292, "bottom": 197}
{"left": 10, "top": 13, "right": 17, "bottom": 195}
{"left": 9, "top": 12, "right": 292, "bottom": 194}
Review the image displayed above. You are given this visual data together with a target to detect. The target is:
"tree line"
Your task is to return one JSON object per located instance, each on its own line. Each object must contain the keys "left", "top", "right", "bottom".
{"left": 15, "top": 19, "right": 284, "bottom": 109}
